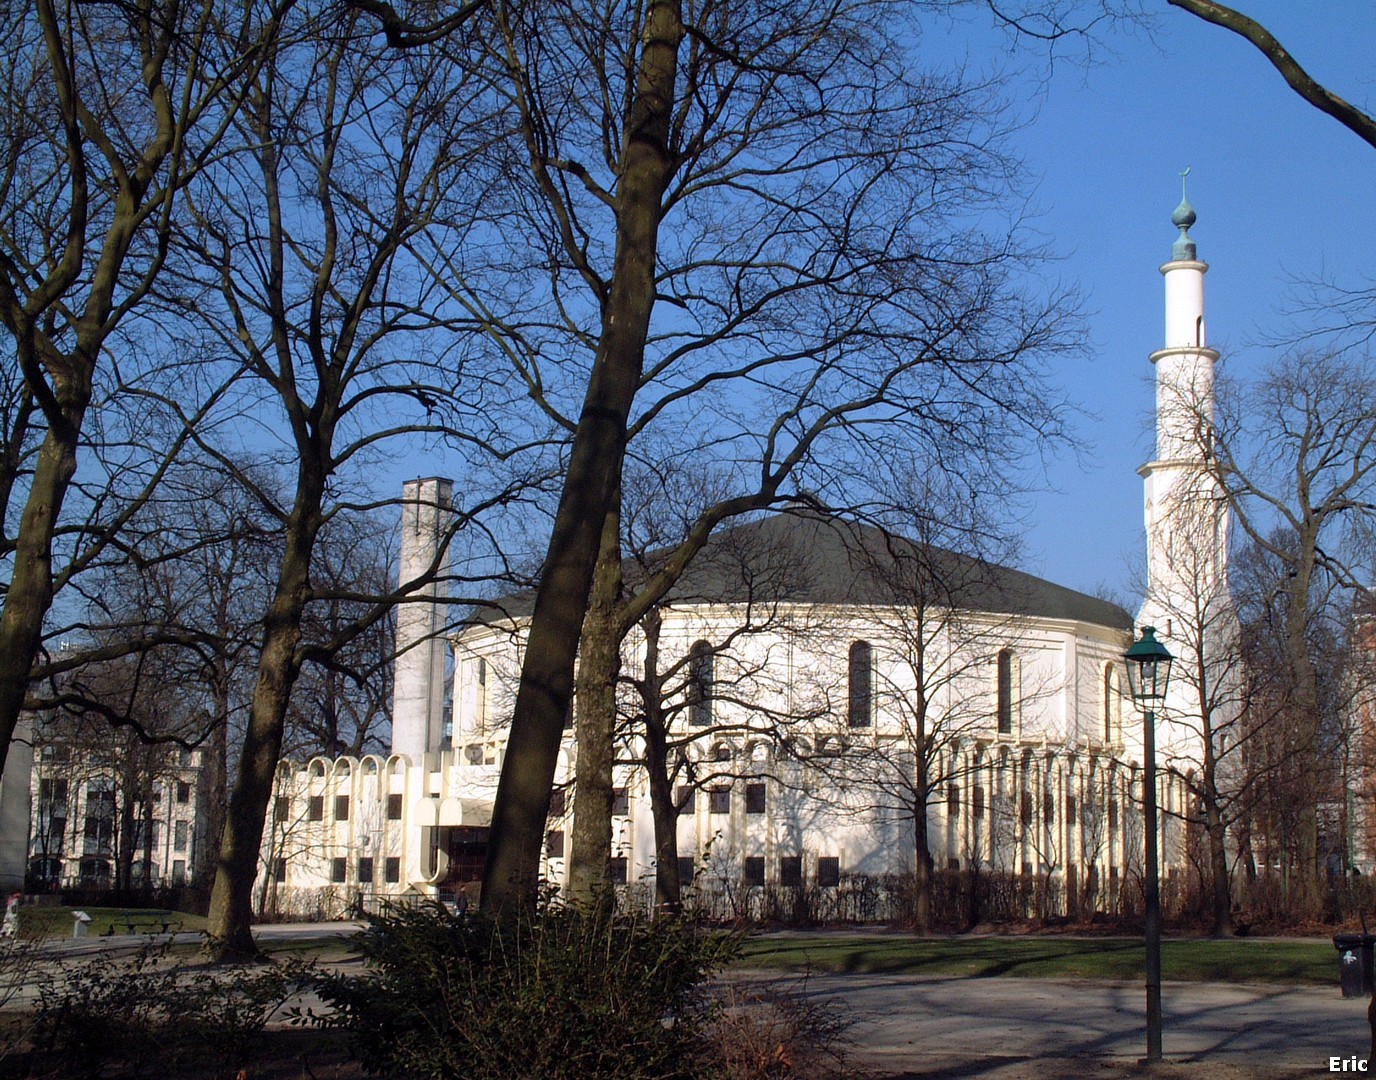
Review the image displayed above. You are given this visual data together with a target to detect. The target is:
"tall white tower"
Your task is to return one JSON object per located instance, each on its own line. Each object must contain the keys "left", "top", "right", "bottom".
{"left": 391, "top": 477, "right": 454, "bottom": 760}
{"left": 1134, "top": 184, "right": 1236, "bottom": 769}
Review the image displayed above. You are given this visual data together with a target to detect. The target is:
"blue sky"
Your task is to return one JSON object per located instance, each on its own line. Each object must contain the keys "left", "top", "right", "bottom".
{"left": 943, "top": 3, "right": 1376, "bottom": 602}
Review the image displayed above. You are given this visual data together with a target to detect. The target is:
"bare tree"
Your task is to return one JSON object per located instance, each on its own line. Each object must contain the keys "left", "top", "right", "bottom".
{"left": 0, "top": 0, "right": 287, "bottom": 780}
{"left": 171, "top": 16, "right": 528, "bottom": 958}
{"left": 1167, "top": 1, "right": 1376, "bottom": 151}
{"left": 1209, "top": 352, "right": 1376, "bottom": 903}
{"left": 440, "top": 0, "right": 1083, "bottom": 913}
{"left": 615, "top": 513, "right": 833, "bottom": 909}
{"left": 825, "top": 486, "right": 1057, "bottom": 932}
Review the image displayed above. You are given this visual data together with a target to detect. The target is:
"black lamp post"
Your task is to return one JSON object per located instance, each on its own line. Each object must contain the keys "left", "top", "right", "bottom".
{"left": 1124, "top": 625, "right": 1174, "bottom": 1064}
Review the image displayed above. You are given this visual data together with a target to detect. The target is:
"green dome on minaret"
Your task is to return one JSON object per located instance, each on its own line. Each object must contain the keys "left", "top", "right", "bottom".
{"left": 1171, "top": 167, "right": 1196, "bottom": 261}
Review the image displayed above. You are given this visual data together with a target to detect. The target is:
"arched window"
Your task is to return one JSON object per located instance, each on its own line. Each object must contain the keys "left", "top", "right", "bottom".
{"left": 847, "top": 640, "right": 872, "bottom": 728}
{"left": 996, "top": 649, "right": 1014, "bottom": 735}
{"left": 1103, "top": 664, "right": 1121, "bottom": 743}
{"left": 688, "top": 640, "right": 713, "bottom": 727}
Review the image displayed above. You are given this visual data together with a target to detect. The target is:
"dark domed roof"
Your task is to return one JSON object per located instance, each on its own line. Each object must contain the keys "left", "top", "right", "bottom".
{"left": 474, "top": 512, "right": 1130, "bottom": 631}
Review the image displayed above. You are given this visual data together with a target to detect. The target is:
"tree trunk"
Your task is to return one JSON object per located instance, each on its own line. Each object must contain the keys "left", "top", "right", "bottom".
{"left": 912, "top": 693, "right": 933, "bottom": 934}
{"left": 1206, "top": 795, "right": 1232, "bottom": 935}
{"left": 196, "top": 677, "right": 230, "bottom": 887}
{"left": 205, "top": 490, "right": 322, "bottom": 961}
{"left": 480, "top": 0, "right": 683, "bottom": 916}
{"left": 0, "top": 412, "right": 86, "bottom": 777}
{"left": 638, "top": 609, "right": 681, "bottom": 908}
{"left": 1285, "top": 536, "right": 1322, "bottom": 902}
{"left": 567, "top": 500, "right": 623, "bottom": 902}
{"left": 1201, "top": 733, "right": 1233, "bottom": 936}
{"left": 140, "top": 771, "right": 155, "bottom": 898}
{"left": 117, "top": 756, "right": 137, "bottom": 892}
{"left": 913, "top": 795, "right": 934, "bottom": 934}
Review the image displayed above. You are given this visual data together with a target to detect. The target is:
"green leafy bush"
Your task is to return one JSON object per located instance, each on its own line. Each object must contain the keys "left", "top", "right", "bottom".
{"left": 316, "top": 899, "right": 739, "bottom": 1079}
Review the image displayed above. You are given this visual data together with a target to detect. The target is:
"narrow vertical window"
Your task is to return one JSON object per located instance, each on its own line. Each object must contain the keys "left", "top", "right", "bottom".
{"left": 848, "top": 641, "right": 872, "bottom": 728}
{"left": 1103, "top": 664, "right": 1120, "bottom": 743}
{"left": 476, "top": 657, "right": 488, "bottom": 728}
{"left": 688, "top": 640, "right": 713, "bottom": 727}
{"left": 996, "top": 649, "right": 1013, "bottom": 735}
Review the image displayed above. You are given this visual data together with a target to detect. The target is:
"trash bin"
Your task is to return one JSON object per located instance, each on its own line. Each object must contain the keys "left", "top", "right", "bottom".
{"left": 1333, "top": 933, "right": 1375, "bottom": 997}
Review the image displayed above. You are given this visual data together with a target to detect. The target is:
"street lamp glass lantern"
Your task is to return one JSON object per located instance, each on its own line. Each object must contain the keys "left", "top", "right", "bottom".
{"left": 1124, "top": 626, "right": 1174, "bottom": 703}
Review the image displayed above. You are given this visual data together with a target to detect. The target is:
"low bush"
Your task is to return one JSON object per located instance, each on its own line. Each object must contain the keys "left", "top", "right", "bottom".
{"left": 701, "top": 979, "right": 853, "bottom": 1080}
{"left": 316, "top": 897, "right": 740, "bottom": 1079}
{"left": 25, "top": 940, "right": 311, "bottom": 1078}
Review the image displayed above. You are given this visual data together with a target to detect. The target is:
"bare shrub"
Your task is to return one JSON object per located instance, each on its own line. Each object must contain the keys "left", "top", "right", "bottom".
{"left": 700, "top": 978, "right": 858, "bottom": 1080}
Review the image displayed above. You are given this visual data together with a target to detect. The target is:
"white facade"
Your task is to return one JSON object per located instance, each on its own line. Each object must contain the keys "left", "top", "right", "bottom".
{"left": 265, "top": 509, "right": 1192, "bottom": 917}
{"left": 262, "top": 199, "right": 1226, "bottom": 917}
{"left": 27, "top": 736, "right": 209, "bottom": 891}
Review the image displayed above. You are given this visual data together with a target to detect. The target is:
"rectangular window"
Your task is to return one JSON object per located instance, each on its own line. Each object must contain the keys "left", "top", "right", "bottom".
{"left": 172, "top": 859, "right": 186, "bottom": 885}
{"left": 174, "top": 820, "right": 188, "bottom": 853}
{"left": 947, "top": 783, "right": 960, "bottom": 818}
{"left": 1044, "top": 793, "right": 1055, "bottom": 826}
{"left": 387, "top": 793, "right": 403, "bottom": 821}
{"left": 358, "top": 857, "right": 374, "bottom": 884}
{"left": 548, "top": 789, "right": 566, "bottom": 817}
{"left": 744, "top": 856, "right": 765, "bottom": 886}
{"left": 779, "top": 855, "right": 803, "bottom": 886}
{"left": 709, "top": 787, "right": 731, "bottom": 814}
{"left": 331, "top": 857, "right": 347, "bottom": 884}
{"left": 385, "top": 857, "right": 400, "bottom": 884}
{"left": 547, "top": 830, "right": 565, "bottom": 858}
{"left": 611, "top": 787, "right": 629, "bottom": 816}
{"left": 973, "top": 785, "right": 985, "bottom": 820}
{"left": 677, "top": 856, "right": 695, "bottom": 886}
{"left": 1108, "top": 799, "right": 1119, "bottom": 830}
{"left": 996, "top": 650, "right": 1013, "bottom": 735}
{"left": 308, "top": 795, "right": 324, "bottom": 822}
{"left": 947, "top": 857, "right": 960, "bottom": 871}
{"left": 745, "top": 783, "right": 766, "bottom": 815}
{"left": 608, "top": 857, "right": 628, "bottom": 885}
{"left": 848, "top": 641, "right": 873, "bottom": 728}
{"left": 1066, "top": 794, "right": 1077, "bottom": 823}
{"left": 275, "top": 796, "right": 290, "bottom": 822}
{"left": 688, "top": 642, "right": 713, "bottom": 727}
{"left": 335, "top": 795, "right": 350, "bottom": 822}
{"left": 177, "top": 781, "right": 191, "bottom": 804}
{"left": 817, "top": 857, "right": 840, "bottom": 888}
{"left": 676, "top": 785, "right": 695, "bottom": 814}
{"left": 1020, "top": 791, "right": 1033, "bottom": 826}
{"left": 274, "top": 858, "right": 287, "bottom": 883}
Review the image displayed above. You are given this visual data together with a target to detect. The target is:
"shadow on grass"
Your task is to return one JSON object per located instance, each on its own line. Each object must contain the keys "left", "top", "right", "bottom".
{"left": 737, "top": 935, "right": 1335, "bottom": 985}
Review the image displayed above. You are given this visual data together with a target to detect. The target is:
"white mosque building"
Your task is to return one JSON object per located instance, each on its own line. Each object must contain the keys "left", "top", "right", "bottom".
{"left": 257, "top": 199, "right": 1232, "bottom": 921}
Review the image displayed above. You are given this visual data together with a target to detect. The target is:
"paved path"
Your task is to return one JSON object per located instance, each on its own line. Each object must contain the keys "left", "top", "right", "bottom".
{"left": 31, "top": 919, "right": 366, "bottom": 959}
{"left": 727, "top": 970, "right": 1371, "bottom": 1076}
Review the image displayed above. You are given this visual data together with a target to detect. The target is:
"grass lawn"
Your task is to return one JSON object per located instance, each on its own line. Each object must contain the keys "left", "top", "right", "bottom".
{"left": 735, "top": 933, "right": 1340, "bottom": 986}
{"left": 17, "top": 905, "right": 206, "bottom": 939}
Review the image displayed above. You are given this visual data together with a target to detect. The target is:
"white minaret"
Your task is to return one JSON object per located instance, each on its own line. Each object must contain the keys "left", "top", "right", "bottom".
{"left": 1134, "top": 180, "right": 1236, "bottom": 771}
{"left": 391, "top": 477, "right": 454, "bottom": 760}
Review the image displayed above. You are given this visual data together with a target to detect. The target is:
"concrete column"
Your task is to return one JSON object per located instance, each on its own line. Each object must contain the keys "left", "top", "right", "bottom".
{"left": 391, "top": 478, "right": 454, "bottom": 760}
